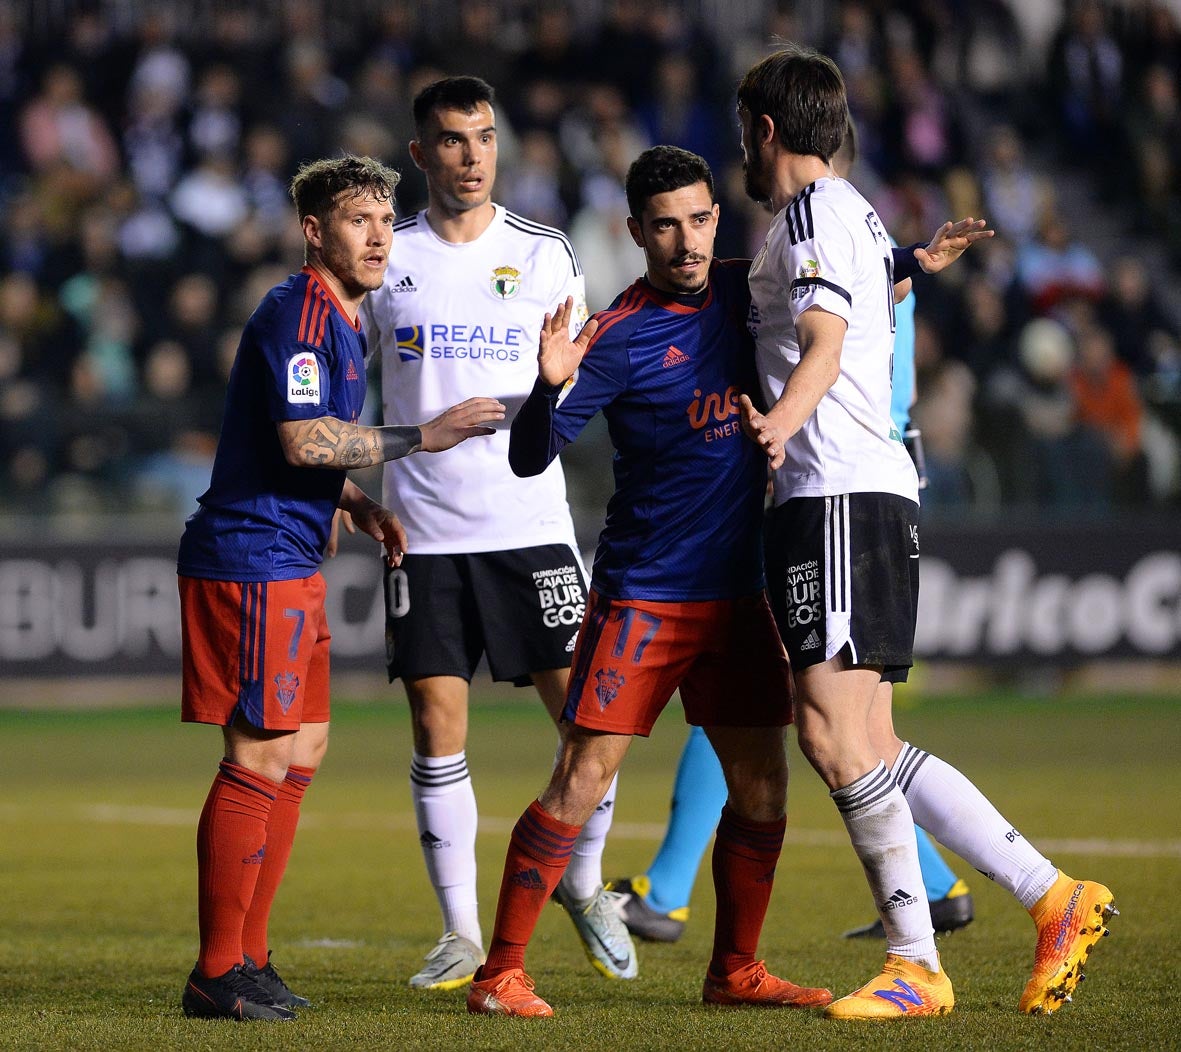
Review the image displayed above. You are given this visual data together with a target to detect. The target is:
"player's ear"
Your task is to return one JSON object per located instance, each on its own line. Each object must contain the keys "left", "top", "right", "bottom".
{"left": 408, "top": 139, "right": 427, "bottom": 172}
{"left": 757, "top": 113, "right": 775, "bottom": 149}
{"left": 302, "top": 214, "right": 322, "bottom": 248}
{"left": 626, "top": 216, "right": 644, "bottom": 250}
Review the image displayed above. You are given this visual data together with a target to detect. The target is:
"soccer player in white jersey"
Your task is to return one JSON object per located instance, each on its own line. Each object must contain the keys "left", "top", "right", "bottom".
{"left": 360, "top": 76, "right": 635, "bottom": 990}
{"left": 736, "top": 44, "right": 1116, "bottom": 1019}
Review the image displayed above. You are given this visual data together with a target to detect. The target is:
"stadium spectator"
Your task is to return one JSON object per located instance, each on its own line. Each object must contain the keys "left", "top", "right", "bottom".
{"left": 979, "top": 123, "right": 1055, "bottom": 248}
{"left": 19, "top": 63, "right": 120, "bottom": 199}
{"left": 430, "top": 0, "right": 515, "bottom": 90}
{"left": 1015, "top": 211, "right": 1105, "bottom": 314}
{"left": 1, "top": 2, "right": 1180, "bottom": 516}
{"left": 1071, "top": 320, "right": 1149, "bottom": 504}
{"left": 1098, "top": 255, "right": 1181, "bottom": 380}
{"left": 635, "top": 52, "right": 725, "bottom": 175}
{"left": 1047, "top": 0, "right": 1125, "bottom": 197}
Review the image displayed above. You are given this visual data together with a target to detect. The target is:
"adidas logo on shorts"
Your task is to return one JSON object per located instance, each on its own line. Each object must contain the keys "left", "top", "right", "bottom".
{"left": 566, "top": 634, "right": 578, "bottom": 653}
{"left": 800, "top": 629, "right": 822, "bottom": 651}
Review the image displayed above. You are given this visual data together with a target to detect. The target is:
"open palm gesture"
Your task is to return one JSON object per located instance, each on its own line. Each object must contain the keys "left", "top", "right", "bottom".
{"left": 913, "top": 218, "right": 995, "bottom": 274}
{"left": 538, "top": 296, "right": 599, "bottom": 387}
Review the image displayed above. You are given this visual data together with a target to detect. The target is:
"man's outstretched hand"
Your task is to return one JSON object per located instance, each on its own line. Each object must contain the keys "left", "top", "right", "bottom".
{"left": 914, "top": 218, "right": 995, "bottom": 274}
{"left": 537, "top": 296, "right": 599, "bottom": 387}
{"left": 420, "top": 397, "right": 506, "bottom": 453}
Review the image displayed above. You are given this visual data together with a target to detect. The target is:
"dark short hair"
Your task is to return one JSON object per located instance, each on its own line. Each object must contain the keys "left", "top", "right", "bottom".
{"left": 625, "top": 145, "right": 715, "bottom": 220}
{"left": 737, "top": 44, "right": 848, "bottom": 163}
{"left": 289, "top": 155, "right": 400, "bottom": 222}
{"left": 836, "top": 115, "right": 858, "bottom": 168}
{"left": 412, "top": 75, "right": 496, "bottom": 135}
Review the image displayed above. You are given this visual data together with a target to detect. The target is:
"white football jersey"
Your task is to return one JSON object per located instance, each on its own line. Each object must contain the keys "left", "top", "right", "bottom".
{"left": 362, "top": 204, "right": 586, "bottom": 553}
{"left": 748, "top": 177, "right": 918, "bottom": 503}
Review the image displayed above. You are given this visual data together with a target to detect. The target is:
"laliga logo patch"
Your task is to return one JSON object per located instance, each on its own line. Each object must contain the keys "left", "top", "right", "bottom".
{"left": 274, "top": 671, "right": 300, "bottom": 713}
{"left": 394, "top": 325, "right": 424, "bottom": 363}
{"left": 287, "top": 355, "right": 321, "bottom": 404}
{"left": 490, "top": 265, "right": 522, "bottom": 300}
{"left": 798, "top": 259, "right": 821, "bottom": 279}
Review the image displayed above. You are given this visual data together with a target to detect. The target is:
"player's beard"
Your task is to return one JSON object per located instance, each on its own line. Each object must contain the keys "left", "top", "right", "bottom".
{"left": 664, "top": 254, "right": 710, "bottom": 295}
{"left": 742, "top": 149, "right": 771, "bottom": 208}
{"left": 322, "top": 238, "right": 387, "bottom": 298}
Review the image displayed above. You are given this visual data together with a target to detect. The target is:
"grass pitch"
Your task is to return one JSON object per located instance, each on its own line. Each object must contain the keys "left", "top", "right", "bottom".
{"left": 0, "top": 684, "right": 1178, "bottom": 1050}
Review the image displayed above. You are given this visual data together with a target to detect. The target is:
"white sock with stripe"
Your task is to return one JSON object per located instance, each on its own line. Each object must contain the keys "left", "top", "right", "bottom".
{"left": 832, "top": 761, "right": 939, "bottom": 971}
{"left": 893, "top": 742, "right": 1058, "bottom": 909}
{"left": 410, "top": 751, "right": 482, "bottom": 947}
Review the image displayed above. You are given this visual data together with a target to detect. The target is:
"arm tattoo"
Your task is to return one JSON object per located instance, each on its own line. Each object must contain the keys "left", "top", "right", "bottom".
{"left": 289, "top": 418, "right": 420, "bottom": 468}
{"left": 378, "top": 425, "right": 423, "bottom": 461}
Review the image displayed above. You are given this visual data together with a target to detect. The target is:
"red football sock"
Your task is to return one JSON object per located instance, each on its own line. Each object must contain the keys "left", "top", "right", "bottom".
{"left": 709, "top": 804, "right": 786, "bottom": 977}
{"left": 482, "top": 800, "right": 581, "bottom": 977}
{"left": 241, "top": 763, "right": 314, "bottom": 965}
{"left": 195, "top": 760, "right": 278, "bottom": 978}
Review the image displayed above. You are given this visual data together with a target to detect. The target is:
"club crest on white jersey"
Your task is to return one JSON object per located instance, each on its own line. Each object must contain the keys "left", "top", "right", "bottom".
{"left": 490, "top": 265, "right": 522, "bottom": 299}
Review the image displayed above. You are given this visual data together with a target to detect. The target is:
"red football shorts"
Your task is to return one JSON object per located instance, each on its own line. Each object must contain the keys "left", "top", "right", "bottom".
{"left": 563, "top": 590, "right": 793, "bottom": 736}
{"left": 180, "top": 574, "right": 331, "bottom": 730}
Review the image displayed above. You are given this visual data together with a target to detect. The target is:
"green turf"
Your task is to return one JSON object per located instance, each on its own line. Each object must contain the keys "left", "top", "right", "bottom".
{"left": 1, "top": 686, "right": 1178, "bottom": 1050}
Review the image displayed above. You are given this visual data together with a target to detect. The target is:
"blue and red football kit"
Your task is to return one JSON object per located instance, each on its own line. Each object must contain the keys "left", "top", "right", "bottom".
{"left": 178, "top": 265, "right": 368, "bottom": 582}
{"left": 178, "top": 265, "right": 366, "bottom": 729}
{"left": 509, "top": 260, "right": 791, "bottom": 733}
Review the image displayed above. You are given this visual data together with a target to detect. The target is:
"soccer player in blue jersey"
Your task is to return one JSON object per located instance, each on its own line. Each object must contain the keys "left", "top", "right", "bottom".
{"left": 466, "top": 145, "right": 834, "bottom": 1018}
{"left": 176, "top": 154, "right": 506, "bottom": 1022}
{"left": 610, "top": 120, "right": 975, "bottom": 947}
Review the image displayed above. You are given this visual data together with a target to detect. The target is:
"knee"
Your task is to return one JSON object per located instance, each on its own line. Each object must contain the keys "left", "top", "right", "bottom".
{"left": 409, "top": 698, "right": 467, "bottom": 754}
{"left": 227, "top": 752, "right": 289, "bottom": 786}
{"left": 719, "top": 754, "right": 788, "bottom": 823}
{"left": 795, "top": 724, "right": 847, "bottom": 790}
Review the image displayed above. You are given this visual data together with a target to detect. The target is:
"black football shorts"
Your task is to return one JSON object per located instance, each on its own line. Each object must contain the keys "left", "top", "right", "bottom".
{"left": 764, "top": 492, "right": 920, "bottom": 682}
{"left": 383, "top": 544, "right": 587, "bottom": 686}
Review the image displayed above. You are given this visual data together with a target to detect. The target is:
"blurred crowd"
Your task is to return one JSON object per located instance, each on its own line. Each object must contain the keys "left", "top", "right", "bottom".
{"left": 1, "top": 0, "right": 1179, "bottom": 524}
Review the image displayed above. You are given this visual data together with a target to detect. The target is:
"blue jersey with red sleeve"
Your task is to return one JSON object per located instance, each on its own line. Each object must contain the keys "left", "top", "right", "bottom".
{"left": 177, "top": 266, "right": 368, "bottom": 582}
{"left": 509, "top": 259, "right": 766, "bottom": 601}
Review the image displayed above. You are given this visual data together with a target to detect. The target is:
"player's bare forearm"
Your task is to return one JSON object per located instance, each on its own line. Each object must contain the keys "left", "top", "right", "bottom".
{"left": 277, "top": 417, "right": 422, "bottom": 468}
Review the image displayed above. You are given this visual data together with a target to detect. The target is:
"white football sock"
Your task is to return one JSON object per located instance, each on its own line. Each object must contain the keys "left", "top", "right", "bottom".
{"left": 893, "top": 742, "right": 1058, "bottom": 909}
{"left": 561, "top": 772, "right": 618, "bottom": 901}
{"left": 832, "top": 761, "right": 939, "bottom": 970}
{"left": 410, "top": 751, "right": 482, "bottom": 947}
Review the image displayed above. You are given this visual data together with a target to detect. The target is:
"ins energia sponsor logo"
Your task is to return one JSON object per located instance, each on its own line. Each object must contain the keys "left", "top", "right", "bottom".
{"left": 398, "top": 322, "right": 525, "bottom": 362}
{"left": 784, "top": 559, "right": 822, "bottom": 629}
{"left": 532, "top": 564, "right": 585, "bottom": 628}
{"left": 686, "top": 385, "right": 741, "bottom": 442}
